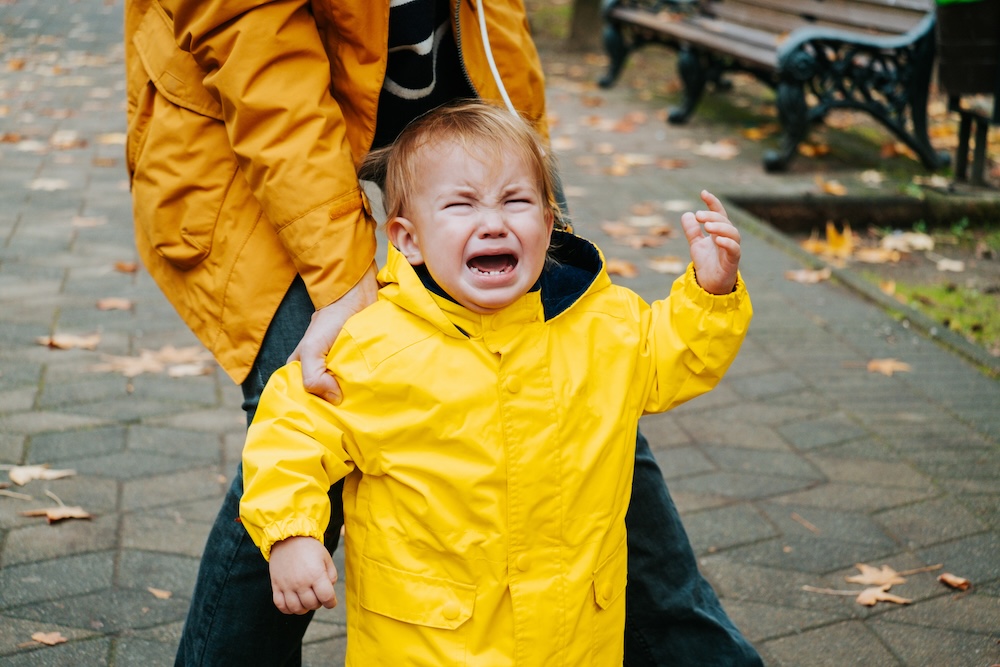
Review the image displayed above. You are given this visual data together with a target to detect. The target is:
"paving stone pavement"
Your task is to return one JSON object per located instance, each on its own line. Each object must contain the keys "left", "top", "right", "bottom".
{"left": 1, "top": 1, "right": 999, "bottom": 665}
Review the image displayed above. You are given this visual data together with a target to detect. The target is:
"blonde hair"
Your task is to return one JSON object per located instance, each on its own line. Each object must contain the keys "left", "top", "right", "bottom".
{"left": 360, "top": 101, "right": 564, "bottom": 228}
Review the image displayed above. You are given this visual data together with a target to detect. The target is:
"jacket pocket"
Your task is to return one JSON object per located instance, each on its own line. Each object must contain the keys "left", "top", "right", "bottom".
{"left": 360, "top": 556, "right": 475, "bottom": 630}
{"left": 131, "top": 3, "right": 223, "bottom": 121}
{"left": 128, "top": 4, "right": 235, "bottom": 270}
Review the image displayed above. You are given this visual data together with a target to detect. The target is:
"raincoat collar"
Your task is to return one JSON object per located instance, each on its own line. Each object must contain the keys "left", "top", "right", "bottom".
{"left": 377, "top": 231, "right": 608, "bottom": 338}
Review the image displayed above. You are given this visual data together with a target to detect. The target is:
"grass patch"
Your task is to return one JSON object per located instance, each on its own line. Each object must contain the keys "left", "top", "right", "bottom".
{"left": 893, "top": 281, "right": 1000, "bottom": 355}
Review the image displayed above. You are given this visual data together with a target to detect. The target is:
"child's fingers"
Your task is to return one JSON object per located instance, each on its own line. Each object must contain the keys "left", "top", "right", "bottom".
{"left": 703, "top": 220, "right": 741, "bottom": 242}
{"left": 314, "top": 574, "right": 338, "bottom": 609}
{"left": 680, "top": 211, "right": 706, "bottom": 244}
{"left": 700, "top": 189, "right": 728, "bottom": 217}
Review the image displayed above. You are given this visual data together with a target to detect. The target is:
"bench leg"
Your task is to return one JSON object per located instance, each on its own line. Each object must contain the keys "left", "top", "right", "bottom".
{"left": 599, "top": 21, "right": 629, "bottom": 89}
{"left": 668, "top": 48, "right": 707, "bottom": 124}
{"left": 763, "top": 80, "right": 809, "bottom": 172}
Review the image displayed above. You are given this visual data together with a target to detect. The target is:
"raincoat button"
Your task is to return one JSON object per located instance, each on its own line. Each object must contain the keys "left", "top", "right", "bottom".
{"left": 443, "top": 601, "right": 461, "bottom": 620}
{"left": 515, "top": 554, "right": 530, "bottom": 571}
{"left": 505, "top": 376, "right": 522, "bottom": 393}
{"left": 600, "top": 583, "right": 614, "bottom": 602}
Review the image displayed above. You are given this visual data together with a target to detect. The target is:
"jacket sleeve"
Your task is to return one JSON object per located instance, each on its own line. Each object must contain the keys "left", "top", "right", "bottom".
{"left": 240, "top": 361, "right": 356, "bottom": 561}
{"left": 642, "top": 263, "right": 752, "bottom": 414}
{"left": 159, "top": 0, "right": 376, "bottom": 309}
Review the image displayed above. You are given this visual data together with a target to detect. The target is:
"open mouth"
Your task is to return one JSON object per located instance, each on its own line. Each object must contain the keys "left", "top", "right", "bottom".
{"left": 467, "top": 253, "right": 517, "bottom": 275}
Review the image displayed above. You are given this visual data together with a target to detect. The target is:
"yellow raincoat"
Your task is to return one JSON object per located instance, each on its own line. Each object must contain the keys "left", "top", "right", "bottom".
{"left": 241, "top": 232, "right": 752, "bottom": 665}
{"left": 124, "top": 0, "right": 547, "bottom": 382}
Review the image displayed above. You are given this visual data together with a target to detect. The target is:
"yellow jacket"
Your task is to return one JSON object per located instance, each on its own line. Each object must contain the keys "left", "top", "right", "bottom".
{"left": 124, "top": 0, "right": 547, "bottom": 382}
{"left": 241, "top": 233, "right": 752, "bottom": 666}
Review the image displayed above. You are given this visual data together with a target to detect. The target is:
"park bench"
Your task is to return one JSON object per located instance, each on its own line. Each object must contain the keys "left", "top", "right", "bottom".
{"left": 599, "top": 0, "right": 949, "bottom": 172}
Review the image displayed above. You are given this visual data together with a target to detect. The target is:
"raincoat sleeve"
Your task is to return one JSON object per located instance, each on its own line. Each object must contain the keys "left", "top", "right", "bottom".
{"left": 159, "top": 0, "right": 376, "bottom": 309}
{"left": 642, "top": 263, "right": 752, "bottom": 413}
{"left": 240, "top": 361, "right": 356, "bottom": 561}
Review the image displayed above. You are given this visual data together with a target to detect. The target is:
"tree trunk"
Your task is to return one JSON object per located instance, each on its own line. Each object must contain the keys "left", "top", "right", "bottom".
{"left": 568, "top": 0, "right": 602, "bottom": 51}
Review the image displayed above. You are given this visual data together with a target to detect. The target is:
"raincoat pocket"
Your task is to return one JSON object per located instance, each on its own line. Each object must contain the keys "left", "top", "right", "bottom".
{"left": 592, "top": 538, "right": 628, "bottom": 611}
{"left": 360, "top": 556, "right": 475, "bottom": 629}
{"left": 589, "top": 536, "right": 628, "bottom": 663}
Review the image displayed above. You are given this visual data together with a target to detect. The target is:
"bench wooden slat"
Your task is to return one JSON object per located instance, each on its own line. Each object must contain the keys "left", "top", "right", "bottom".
{"left": 687, "top": 16, "right": 785, "bottom": 51}
{"left": 707, "top": 2, "right": 887, "bottom": 37}
{"left": 609, "top": 7, "right": 780, "bottom": 69}
{"left": 712, "top": 0, "right": 926, "bottom": 34}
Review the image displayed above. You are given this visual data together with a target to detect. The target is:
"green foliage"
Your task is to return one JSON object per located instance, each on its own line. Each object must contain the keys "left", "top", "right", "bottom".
{"left": 896, "top": 281, "right": 1000, "bottom": 351}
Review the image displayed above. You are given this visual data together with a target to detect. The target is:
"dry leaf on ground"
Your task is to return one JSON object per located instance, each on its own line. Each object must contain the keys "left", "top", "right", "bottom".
{"left": 784, "top": 267, "right": 831, "bottom": 284}
{"left": 657, "top": 158, "right": 689, "bottom": 170}
{"left": 648, "top": 256, "right": 686, "bottom": 275}
{"left": 935, "top": 257, "right": 965, "bottom": 272}
{"left": 826, "top": 222, "right": 854, "bottom": 258}
{"left": 35, "top": 333, "right": 101, "bottom": 350}
{"left": 7, "top": 464, "right": 76, "bottom": 486}
{"left": 846, "top": 563, "right": 907, "bottom": 587}
{"left": 601, "top": 221, "right": 637, "bottom": 238}
{"left": 815, "top": 176, "right": 847, "bottom": 196}
{"left": 96, "top": 297, "right": 133, "bottom": 311}
{"left": 114, "top": 261, "right": 139, "bottom": 273}
{"left": 91, "top": 345, "right": 213, "bottom": 378}
{"left": 856, "top": 584, "right": 912, "bottom": 606}
{"left": 148, "top": 587, "right": 173, "bottom": 600}
{"left": 854, "top": 248, "right": 901, "bottom": 264}
{"left": 72, "top": 215, "right": 107, "bottom": 228}
{"left": 692, "top": 140, "right": 740, "bottom": 160}
{"left": 22, "top": 504, "right": 92, "bottom": 523}
{"left": 623, "top": 236, "right": 664, "bottom": 249}
{"left": 30, "top": 632, "right": 68, "bottom": 646}
{"left": 606, "top": 259, "right": 638, "bottom": 278}
{"left": 29, "top": 178, "right": 69, "bottom": 191}
{"left": 867, "top": 358, "right": 912, "bottom": 376}
{"left": 881, "top": 232, "right": 934, "bottom": 252}
{"left": 938, "top": 572, "right": 971, "bottom": 590}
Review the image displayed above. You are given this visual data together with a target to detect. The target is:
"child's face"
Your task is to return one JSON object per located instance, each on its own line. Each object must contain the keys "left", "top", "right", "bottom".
{"left": 388, "top": 139, "right": 554, "bottom": 314}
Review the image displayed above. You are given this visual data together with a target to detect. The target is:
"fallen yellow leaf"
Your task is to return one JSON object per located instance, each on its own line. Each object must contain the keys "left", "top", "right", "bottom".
{"left": 825, "top": 222, "right": 854, "bottom": 258}
{"left": 867, "top": 358, "right": 912, "bottom": 376}
{"left": 815, "top": 176, "right": 847, "bottom": 196}
{"left": 937, "top": 572, "right": 971, "bottom": 591}
{"left": 7, "top": 465, "right": 77, "bottom": 486}
{"left": 784, "top": 267, "right": 832, "bottom": 284}
{"left": 606, "top": 259, "right": 638, "bottom": 278}
{"left": 148, "top": 587, "right": 173, "bottom": 599}
{"left": 21, "top": 505, "right": 93, "bottom": 523}
{"left": 35, "top": 333, "right": 101, "bottom": 350}
{"left": 31, "top": 631, "right": 67, "bottom": 646}
{"left": 854, "top": 248, "right": 901, "bottom": 264}
{"left": 648, "top": 256, "right": 686, "bottom": 274}
{"left": 855, "top": 584, "right": 911, "bottom": 607}
{"left": 96, "top": 297, "right": 134, "bottom": 311}
{"left": 845, "top": 563, "right": 907, "bottom": 587}
{"left": 600, "top": 222, "right": 637, "bottom": 238}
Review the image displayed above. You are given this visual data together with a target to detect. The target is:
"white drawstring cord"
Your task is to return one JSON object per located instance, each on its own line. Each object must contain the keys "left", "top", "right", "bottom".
{"left": 475, "top": 0, "right": 517, "bottom": 115}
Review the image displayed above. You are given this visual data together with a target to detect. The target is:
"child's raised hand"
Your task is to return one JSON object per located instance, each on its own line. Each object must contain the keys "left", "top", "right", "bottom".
{"left": 268, "top": 535, "right": 339, "bottom": 615}
{"left": 679, "top": 190, "right": 741, "bottom": 295}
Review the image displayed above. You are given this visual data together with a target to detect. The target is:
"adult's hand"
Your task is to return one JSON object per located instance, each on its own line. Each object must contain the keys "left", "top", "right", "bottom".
{"left": 287, "top": 262, "right": 379, "bottom": 404}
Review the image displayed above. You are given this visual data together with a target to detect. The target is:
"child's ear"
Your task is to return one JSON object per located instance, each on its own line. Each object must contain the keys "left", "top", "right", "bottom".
{"left": 544, "top": 206, "right": 556, "bottom": 239}
{"left": 386, "top": 216, "right": 425, "bottom": 265}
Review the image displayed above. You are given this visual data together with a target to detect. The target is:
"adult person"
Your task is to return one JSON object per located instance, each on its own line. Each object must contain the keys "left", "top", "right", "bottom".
{"left": 123, "top": 1, "right": 762, "bottom": 665}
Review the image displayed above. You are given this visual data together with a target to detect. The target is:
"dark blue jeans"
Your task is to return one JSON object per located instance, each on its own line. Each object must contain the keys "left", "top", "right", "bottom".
{"left": 174, "top": 276, "right": 762, "bottom": 666}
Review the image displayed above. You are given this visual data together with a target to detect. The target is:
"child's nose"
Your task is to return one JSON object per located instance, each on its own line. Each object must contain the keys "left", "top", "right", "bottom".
{"left": 478, "top": 208, "right": 508, "bottom": 237}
